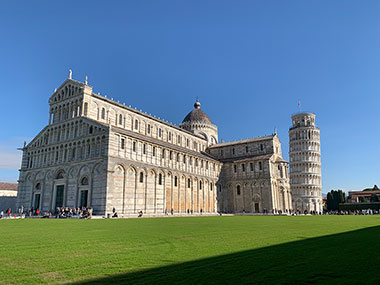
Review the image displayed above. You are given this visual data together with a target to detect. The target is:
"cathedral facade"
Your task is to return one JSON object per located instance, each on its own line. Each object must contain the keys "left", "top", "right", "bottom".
{"left": 16, "top": 75, "right": 294, "bottom": 216}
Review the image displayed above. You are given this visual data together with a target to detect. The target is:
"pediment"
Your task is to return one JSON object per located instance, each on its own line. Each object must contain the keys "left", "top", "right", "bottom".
{"left": 48, "top": 79, "right": 85, "bottom": 105}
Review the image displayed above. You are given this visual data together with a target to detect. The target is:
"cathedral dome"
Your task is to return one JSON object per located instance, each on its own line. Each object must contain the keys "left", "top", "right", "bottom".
{"left": 182, "top": 99, "right": 213, "bottom": 125}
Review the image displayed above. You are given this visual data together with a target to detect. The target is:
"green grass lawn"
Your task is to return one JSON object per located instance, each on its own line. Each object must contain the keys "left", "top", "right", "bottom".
{"left": 1, "top": 216, "right": 380, "bottom": 284}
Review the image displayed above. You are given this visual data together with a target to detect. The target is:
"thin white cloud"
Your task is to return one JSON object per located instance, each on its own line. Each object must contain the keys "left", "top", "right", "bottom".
{"left": 0, "top": 151, "right": 22, "bottom": 170}
{"left": 0, "top": 136, "right": 31, "bottom": 171}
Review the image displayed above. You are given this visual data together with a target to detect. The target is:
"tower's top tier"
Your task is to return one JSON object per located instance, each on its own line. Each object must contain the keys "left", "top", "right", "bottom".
{"left": 290, "top": 112, "right": 316, "bottom": 129}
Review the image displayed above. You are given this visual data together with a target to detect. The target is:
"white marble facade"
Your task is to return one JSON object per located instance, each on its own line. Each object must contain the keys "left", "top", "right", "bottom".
{"left": 17, "top": 75, "right": 296, "bottom": 215}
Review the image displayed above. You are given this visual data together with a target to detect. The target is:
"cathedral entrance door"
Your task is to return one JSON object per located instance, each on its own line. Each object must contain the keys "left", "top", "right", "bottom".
{"left": 34, "top": 193, "right": 41, "bottom": 210}
{"left": 80, "top": 190, "right": 88, "bottom": 207}
{"left": 55, "top": 185, "right": 64, "bottom": 208}
{"left": 254, "top": 202, "right": 260, "bottom": 213}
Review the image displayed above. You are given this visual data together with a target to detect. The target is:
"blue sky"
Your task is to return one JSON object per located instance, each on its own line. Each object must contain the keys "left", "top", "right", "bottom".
{"left": 0, "top": 0, "right": 379, "bottom": 192}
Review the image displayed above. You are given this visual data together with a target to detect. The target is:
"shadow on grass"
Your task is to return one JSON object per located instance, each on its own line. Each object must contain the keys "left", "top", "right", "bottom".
{"left": 76, "top": 226, "right": 380, "bottom": 284}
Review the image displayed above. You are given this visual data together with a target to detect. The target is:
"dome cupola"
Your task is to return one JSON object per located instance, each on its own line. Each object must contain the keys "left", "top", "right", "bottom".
{"left": 179, "top": 99, "right": 218, "bottom": 146}
{"left": 182, "top": 99, "right": 213, "bottom": 125}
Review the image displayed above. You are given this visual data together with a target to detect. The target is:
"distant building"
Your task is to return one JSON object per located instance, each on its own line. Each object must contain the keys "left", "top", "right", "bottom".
{"left": 0, "top": 182, "right": 18, "bottom": 211}
{"left": 322, "top": 197, "right": 327, "bottom": 208}
{"left": 347, "top": 185, "right": 380, "bottom": 203}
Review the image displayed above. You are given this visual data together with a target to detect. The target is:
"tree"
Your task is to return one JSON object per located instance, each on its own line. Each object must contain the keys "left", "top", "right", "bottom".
{"left": 326, "top": 192, "right": 334, "bottom": 211}
{"left": 370, "top": 193, "right": 379, "bottom": 202}
{"left": 326, "top": 190, "right": 346, "bottom": 211}
{"left": 359, "top": 196, "right": 368, "bottom": 203}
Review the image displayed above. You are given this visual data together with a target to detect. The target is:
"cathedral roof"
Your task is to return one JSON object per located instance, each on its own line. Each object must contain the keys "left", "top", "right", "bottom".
{"left": 208, "top": 135, "right": 276, "bottom": 148}
{"left": 182, "top": 100, "right": 213, "bottom": 125}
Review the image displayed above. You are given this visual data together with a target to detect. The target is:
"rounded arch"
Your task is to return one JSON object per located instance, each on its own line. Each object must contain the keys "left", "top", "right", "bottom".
{"left": 91, "top": 162, "right": 104, "bottom": 175}
{"left": 236, "top": 184, "right": 241, "bottom": 195}
{"left": 55, "top": 169, "right": 65, "bottom": 179}
{"left": 80, "top": 176, "right": 89, "bottom": 186}
{"left": 126, "top": 164, "right": 138, "bottom": 174}
{"left": 77, "top": 165, "right": 90, "bottom": 178}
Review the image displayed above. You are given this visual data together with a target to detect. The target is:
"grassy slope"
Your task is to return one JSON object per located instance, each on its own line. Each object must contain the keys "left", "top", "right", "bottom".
{"left": 0, "top": 216, "right": 379, "bottom": 284}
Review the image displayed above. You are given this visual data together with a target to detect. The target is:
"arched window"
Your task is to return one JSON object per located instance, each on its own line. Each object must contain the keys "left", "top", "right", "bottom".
{"left": 237, "top": 185, "right": 241, "bottom": 195}
{"left": 188, "top": 178, "right": 191, "bottom": 188}
{"left": 132, "top": 141, "right": 136, "bottom": 152}
{"left": 101, "top": 108, "right": 105, "bottom": 119}
{"left": 35, "top": 183, "right": 41, "bottom": 190}
{"left": 174, "top": 176, "right": 178, "bottom": 187}
{"left": 134, "top": 119, "right": 139, "bottom": 130}
{"left": 89, "top": 126, "right": 93, "bottom": 134}
{"left": 84, "top": 103, "right": 88, "bottom": 116}
{"left": 139, "top": 172, "right": 144, "bottom": 183}
{"left": 200, "top": 181, "right": 202, "bottom": 189}
{"left": 158, "top": 173, "right": 162, "bottom": 185}
{"left": 81, "top": 177, "right": 89, "bottom": 185}
{"left": 56, "top": 171, "right": 64, "bottom": 179}
{"left": 119, "top": 114, "right": 123, "bottom": 125}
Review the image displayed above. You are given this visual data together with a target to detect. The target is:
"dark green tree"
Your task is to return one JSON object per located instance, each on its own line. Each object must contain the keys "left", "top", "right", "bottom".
{"left": 370, "top": 193, "right": 379, "bottom": 202}
{"left": 359, "top": 196, "right": 368, "bottom": 203}
{"left": 326, "top": 192, "right": 334, "bottom": 211}
{"left": 326, "top": 190, "right": 346, "bottom": 211}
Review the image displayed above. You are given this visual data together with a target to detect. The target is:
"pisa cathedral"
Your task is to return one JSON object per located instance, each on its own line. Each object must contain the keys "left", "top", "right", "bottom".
{"left": 16, "top": 74, "right": 322, "bottom": 216}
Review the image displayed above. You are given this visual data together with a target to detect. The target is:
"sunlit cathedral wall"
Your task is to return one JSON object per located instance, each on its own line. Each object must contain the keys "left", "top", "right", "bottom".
{"left": 209, "top": 135, "right": 292, "bottom": 213}
{"left": 17, "top": 74, "right": 298, "bottom": 216}
{"left": 17, "top": 75, "right": 221, "bottom": 215}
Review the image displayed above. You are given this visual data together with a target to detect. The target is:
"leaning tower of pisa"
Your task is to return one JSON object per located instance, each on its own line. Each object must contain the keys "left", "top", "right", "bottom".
{"left": 289, "top": 112, "right": 322, "bottom": 213}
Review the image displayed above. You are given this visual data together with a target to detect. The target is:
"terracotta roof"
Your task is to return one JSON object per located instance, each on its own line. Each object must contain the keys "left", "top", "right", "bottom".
{"left": 218, "top": 154, "right": 273, "bottom": 163}
{"left": 0, "top": 182, "right": 18, "bottom": 191}
{"left": 209, "top": 135, "right": 275, "bottom": 148}
{"left": 182, "top": 108, "right": 213, "bottom": 125}
{"left": 349, "top": 190, "right": 380, "bottom": 197}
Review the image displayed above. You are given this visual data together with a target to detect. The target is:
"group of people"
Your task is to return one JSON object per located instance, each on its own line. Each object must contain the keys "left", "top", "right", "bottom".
{"left": 237, "top": 208, "right": 323, "bottom": 215}
{"left": 4, "top": 206, "right": 93, "bottom": 219}
{"left": 0, "top": 208, "right": 13, "bottom": 218}
{"left": 325, "top": 209, "right": 380, "bottom": 215}
{"left": 55, "top": 207, "right": 93, "bottom": 219}
{"left": 164, "top": 208, "right": 200, "bottom": 215}
{"left": 110, "top": 208, "right": 143, "bottom": 218}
